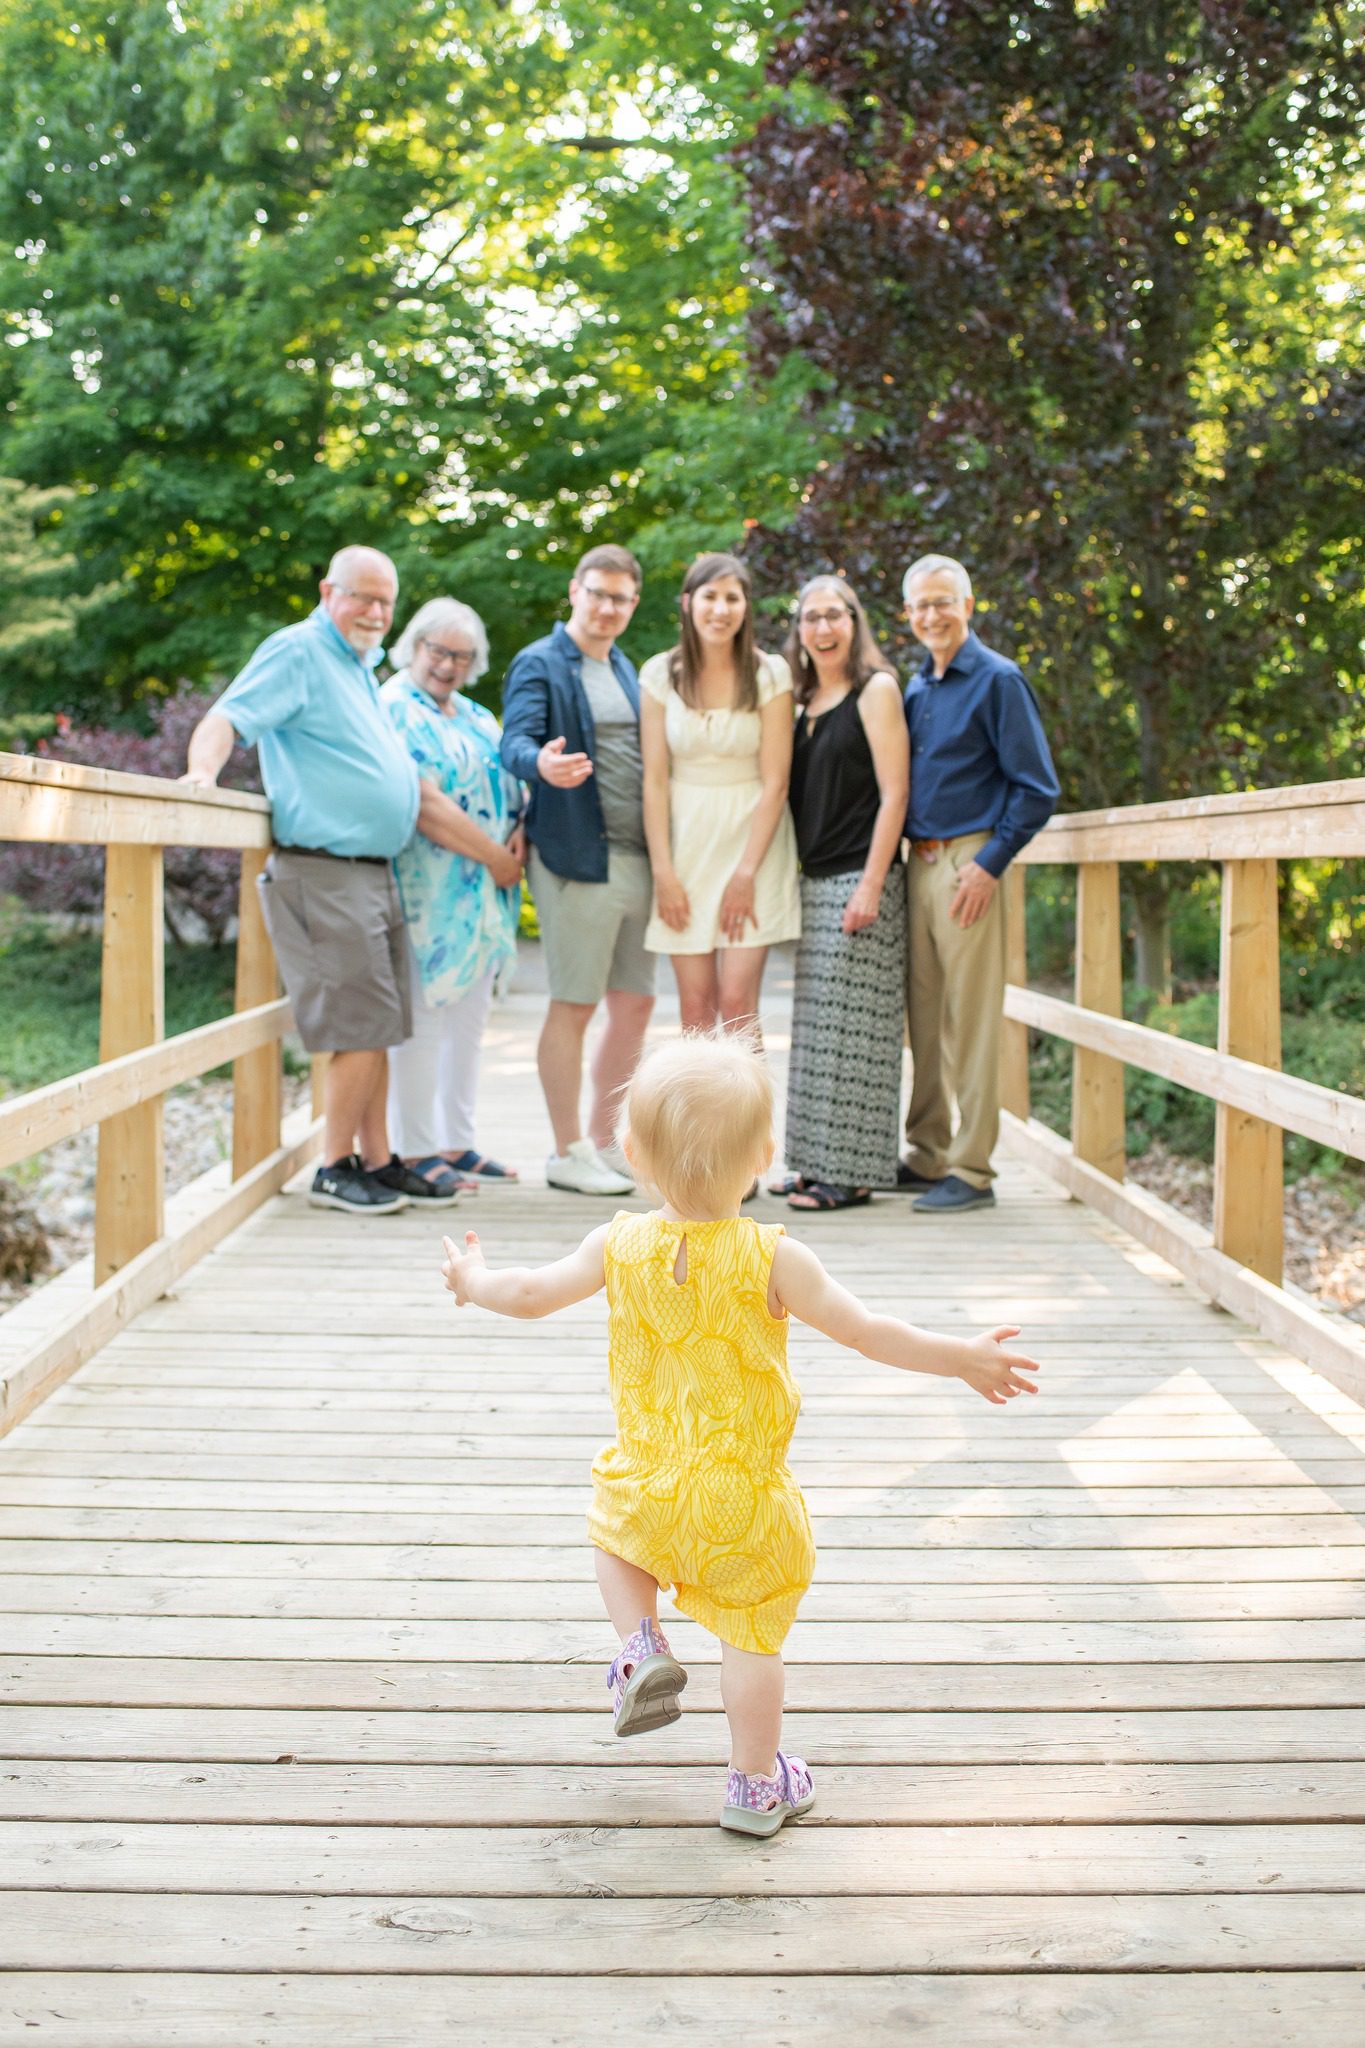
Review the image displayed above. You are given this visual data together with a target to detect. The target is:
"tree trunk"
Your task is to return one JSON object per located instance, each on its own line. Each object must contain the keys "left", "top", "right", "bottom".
{"left": 1131, "top": 868, "right": 1172, "bottom": 1006}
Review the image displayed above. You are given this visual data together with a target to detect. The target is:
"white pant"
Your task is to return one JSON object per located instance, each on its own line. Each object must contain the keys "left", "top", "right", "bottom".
{"left": 387, "top": 954, "right": 496, "bottom": 1159}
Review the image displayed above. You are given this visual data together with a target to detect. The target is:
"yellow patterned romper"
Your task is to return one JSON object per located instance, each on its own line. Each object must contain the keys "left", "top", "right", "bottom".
{"left": 587, "top": 1211, "right": 816, "bottom": 1654}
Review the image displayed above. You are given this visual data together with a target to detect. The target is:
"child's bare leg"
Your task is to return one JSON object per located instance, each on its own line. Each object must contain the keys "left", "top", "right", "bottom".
{"left": 594, "top": 1547, "right": 662, "bottom": 1640}
{"left": 720, "top": 1642, "right": 785, "bottom": 1776}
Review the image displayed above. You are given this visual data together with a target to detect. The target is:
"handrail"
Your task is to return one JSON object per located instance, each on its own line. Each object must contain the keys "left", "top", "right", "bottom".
{"left": 0, "top": 751, "right": 321, "bottom": 1435}
{"left": 1014, "top": 776, "right": 1364, "bottom": 863}
{"left": 0, "top": 998, "right": 293, "bottom": 1172}
{"left": 0, "top": 751, "right": 271, "bottom": 849}
{"left": 999, "top": 773, "right": 1365, "bottom": 1401}
{"left": 3, "top": 756, "right": 1362, "bottom": 1418}
{"left": 1004, "top": 987, "right": 1365, "bottom": 1163}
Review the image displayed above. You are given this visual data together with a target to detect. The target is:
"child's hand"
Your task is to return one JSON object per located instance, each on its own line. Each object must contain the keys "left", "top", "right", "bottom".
{"left": 441, "top": 1230, "right": 486, "bottom": 1306}
{"left": 958, "top": 1325, "right": 1041, "bottom": 1405}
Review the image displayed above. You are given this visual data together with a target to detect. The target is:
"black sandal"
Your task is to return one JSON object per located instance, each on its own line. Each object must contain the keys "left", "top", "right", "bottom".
{"left": 768, "top": 1174, "right": 808, "bottom": 1197}
{"left": 788, "top": 1182, "right": 872, "bottom": 1212}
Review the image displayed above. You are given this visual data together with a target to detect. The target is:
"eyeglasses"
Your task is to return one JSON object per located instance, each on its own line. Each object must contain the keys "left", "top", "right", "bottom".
{"left": 422, "top": 641, "right": 477, "bottom": 668}
{"left": 800, "top": 607, "right": 851, "bottom": 628}
{"left": 333, "top": 587, "right": 395, "bottom": 615}
{"left": 580, "top": 584, "right": 637, "bottom": 610}
{"left": 906, "top": 595, "right": 961, "bottom": 616}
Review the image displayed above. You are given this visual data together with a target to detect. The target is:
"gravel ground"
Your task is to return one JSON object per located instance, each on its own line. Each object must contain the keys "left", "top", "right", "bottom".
{"left": 1127, "top": 1139, "right": 1365, "bottom": 1326}
{"left": 0, "top": 1071, "right": 312, "bottom": 1311}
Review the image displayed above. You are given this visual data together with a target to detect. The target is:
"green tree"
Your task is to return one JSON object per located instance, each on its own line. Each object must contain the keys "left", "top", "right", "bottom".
{"left": 0, "top": 476, "right": 80, "bottom": 663}
{"left": 740, "top": 0, "right": 1365, "bottom": 991}
{"left": 401, "top": 0, "right": 823, "bottom": 669}
{"left": 0, "top": 0, "right": 812, "bottom": 709}
{"left": 0, "top": 476, "right": 107, "bottom": 738}
{"left": 0, "top": 0, "right": 562, "bottom": 704}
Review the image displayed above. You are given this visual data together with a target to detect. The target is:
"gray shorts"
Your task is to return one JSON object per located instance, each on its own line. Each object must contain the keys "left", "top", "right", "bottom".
{"left": 258, "top": 850, "right": 412, "bottom": 1053}
{"left": 528, "top": 844, "right": 656, "bottom": 1006}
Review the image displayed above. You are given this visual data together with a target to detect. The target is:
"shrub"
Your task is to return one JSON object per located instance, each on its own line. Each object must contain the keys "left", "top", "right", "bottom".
{"left": 0, "top": 692, "right": 261, "bottom": 945}
{"left": 1028, "top": 988, "right": 1364, "bottom": 1184}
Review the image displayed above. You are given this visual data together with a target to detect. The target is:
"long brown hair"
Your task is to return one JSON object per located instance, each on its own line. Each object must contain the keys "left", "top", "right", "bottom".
{"left": 667, "top": 553, "right": 761, "bottom": 712}
{"left": 784, "top": 574, "right": 893, "bottom": 708}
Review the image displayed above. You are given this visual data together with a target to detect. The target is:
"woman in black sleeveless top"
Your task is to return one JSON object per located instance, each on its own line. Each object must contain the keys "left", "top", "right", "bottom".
{"left": 776, "top": 576, "right": 909, "bottom": 1208}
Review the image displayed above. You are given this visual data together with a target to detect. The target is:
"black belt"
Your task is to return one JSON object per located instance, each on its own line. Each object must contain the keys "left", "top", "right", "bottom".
{"left": 273, "top": 844, "right": 390, "bottom": 866}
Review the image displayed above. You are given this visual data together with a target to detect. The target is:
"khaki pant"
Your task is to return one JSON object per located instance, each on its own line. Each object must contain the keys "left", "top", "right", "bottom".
{"left": 904, "top": 831, "right": 1006, "bottom": 1190}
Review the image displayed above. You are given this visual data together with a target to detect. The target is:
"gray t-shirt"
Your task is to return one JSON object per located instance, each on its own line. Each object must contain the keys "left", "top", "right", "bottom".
{"left": 580, "top": 654, "right": 645, "bottom": 851}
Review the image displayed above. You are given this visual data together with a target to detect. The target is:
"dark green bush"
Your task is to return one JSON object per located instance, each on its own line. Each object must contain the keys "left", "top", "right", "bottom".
{"left": 1029, "top": 988, "right": 1363, "bottom": 1184}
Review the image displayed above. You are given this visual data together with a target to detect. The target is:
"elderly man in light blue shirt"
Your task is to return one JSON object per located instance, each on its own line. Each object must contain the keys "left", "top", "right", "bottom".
{"left": 184, "top": 545, "right": 447, "bottom": 1217}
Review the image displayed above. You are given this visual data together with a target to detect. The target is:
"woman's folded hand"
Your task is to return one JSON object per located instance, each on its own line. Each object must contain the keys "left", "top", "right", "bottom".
{"left": 655, "top": 871, "right": 691, "bottom": 932}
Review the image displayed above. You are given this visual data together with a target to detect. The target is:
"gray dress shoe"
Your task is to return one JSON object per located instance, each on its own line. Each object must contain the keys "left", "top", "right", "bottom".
{"left": 913, "top": 1174, "right": 996, "bottom": 1213}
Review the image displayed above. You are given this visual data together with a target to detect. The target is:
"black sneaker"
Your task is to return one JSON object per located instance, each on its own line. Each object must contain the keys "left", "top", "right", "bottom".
{"left": 309, "top": 1154, "right": 408, "bottom": 1215}
{"left": 369, "top": 1153, "right": 461, "bottom": 1207}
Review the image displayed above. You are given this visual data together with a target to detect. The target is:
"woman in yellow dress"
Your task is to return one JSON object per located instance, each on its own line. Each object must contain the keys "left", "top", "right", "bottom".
{"left": 441, "top": 1033, "right": 1042, "bottom": 1836}
{"left": 640, "top": 553, "right": 801, "bottom": 1035}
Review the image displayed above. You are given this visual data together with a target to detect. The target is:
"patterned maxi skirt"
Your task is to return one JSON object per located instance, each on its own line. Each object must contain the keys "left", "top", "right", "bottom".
{"left": 784, "top": 867, "right": 907, "bottom": 1189}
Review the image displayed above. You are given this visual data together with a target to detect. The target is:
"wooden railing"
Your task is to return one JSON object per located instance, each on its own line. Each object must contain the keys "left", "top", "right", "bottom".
{"left": 0, "top": 753, "right": 322, "bottom": 1436}
{"left": 1000, "top": 777, "right": 1365, "bottom": 1399}
{"left": 2, "top": 758, "right": 1362, "bottom": 1424}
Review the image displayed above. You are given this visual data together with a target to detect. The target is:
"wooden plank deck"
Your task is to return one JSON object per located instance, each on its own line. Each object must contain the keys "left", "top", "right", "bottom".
{"left": 3, "top": 980, "right": 1365, "bottom": 2045}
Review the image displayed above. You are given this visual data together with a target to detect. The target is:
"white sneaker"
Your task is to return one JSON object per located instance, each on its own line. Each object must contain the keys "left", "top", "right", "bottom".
{"left": 546, "top": 1138, "right": 635, "bottom": 1195}
{"left": 597, "top": 1141, "right": 634, "bottom": 1181}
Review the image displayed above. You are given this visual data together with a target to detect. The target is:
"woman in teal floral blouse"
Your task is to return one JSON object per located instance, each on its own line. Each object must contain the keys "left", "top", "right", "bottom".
{"left": 382, "top": 598, "right": 526, "bottom": 1192}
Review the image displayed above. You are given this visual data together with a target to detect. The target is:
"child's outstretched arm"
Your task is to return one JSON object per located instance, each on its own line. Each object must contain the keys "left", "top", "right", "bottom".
{"left": 770, "top": 1236, "right": 1041, "bottom": 1405}
{"left": 442, "top": 1223, "right": 609, "bottom": 1320}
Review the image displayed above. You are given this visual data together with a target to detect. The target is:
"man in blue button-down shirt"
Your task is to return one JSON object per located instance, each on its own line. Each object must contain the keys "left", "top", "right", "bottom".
{"left": 184, "top": 545, "right": 449, "bottom": 1219}
{"left": 500, "top": 545, "right": 656, "bottom": 1196}
{"left": 900, "top": 555, "right": 1059, "bottom": 1212}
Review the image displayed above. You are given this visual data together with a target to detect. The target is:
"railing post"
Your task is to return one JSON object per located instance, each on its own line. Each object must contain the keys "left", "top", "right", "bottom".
{"left": 1214, "top": 858, "right": 1283, "bottom": 1281}
{"left": 1072, "top": 860, "right": 1126, "bottom": 1181}
{"left": 1000, "top": 863, "right": 1030, "bottom": 1119}
{"left": 94, "top": 844, "right": 165, "bottom": 1281}
{"left": 232, "top": 847, "right": 282, "bottom": 1178}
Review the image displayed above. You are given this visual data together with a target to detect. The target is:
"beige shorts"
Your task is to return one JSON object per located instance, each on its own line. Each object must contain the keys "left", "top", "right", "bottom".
{"left": 528, "top": 844, "right": 657, "bottom": 1006}
{"left": 258, "top": 850, "right": 412, "bottom": 1053}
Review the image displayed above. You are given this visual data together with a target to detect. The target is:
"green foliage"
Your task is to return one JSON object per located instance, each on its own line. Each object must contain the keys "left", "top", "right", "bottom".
{"left": 1028, "top": 986, "right": 1364, "bottom": 1182}
{"left": 0, "top": 0, "right": 812, "bottom": 709}
{"left": 1025, "top": 857, "right": 1364, "bottom": 1009}
{"left": 741, "top": 1, "right": 1365, "bottom": 820}
{"left": 0, "top": 476, "right": 107, "bottom": 710}
{"left": 0, "top": 710, "right": 58, "bottom": 750}
{"left": 0, "top": 922, "right": 240, "bottom": 1094}
{"left": 1023, "top": 845, "right": 1363, "bottom": 1180}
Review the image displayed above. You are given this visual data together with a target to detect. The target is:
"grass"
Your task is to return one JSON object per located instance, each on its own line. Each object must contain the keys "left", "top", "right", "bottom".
{"left": 0, "top": 927, "right": 244, "bottom": 1096}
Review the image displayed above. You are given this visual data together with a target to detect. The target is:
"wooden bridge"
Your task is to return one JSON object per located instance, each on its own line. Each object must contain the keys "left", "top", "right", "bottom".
{"left": 1, "top": 756, "right": 1364, "bottom": 2045}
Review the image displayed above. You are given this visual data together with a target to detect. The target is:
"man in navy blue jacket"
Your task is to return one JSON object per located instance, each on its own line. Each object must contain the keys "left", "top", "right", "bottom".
{"left": 900, "top": 555, "right": 1059, "bottom": 1212}
{"left": 500, "top": 545, "right": 655, "bottom": 1195}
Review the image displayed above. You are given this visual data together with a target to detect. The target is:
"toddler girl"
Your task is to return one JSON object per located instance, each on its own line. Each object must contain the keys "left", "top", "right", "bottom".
{"left": 441, "top": 1032, "right": 1040, "bottom": 1836}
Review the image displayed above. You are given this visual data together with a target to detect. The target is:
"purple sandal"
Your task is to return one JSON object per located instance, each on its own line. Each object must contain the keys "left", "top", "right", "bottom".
{"left": 720, "top": 1751, "right": 816, "bottom": 1836}
{"left": 607, "top": 1617, "right": 688, "bottom": 1738}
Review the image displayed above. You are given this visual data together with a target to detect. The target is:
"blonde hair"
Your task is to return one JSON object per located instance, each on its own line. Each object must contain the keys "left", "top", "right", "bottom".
{"left": 619, "top": 1032, "right": 774, "bottom": 1215}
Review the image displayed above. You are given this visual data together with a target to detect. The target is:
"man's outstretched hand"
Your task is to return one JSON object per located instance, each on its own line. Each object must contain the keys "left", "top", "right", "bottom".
{"left": 537, "top": 736, "right": 594, "bottom": 788}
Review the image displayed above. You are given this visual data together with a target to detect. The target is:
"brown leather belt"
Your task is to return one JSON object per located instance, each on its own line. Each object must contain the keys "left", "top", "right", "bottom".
{"left": 911, "top": 837, "right": 949, "bottom": 862}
